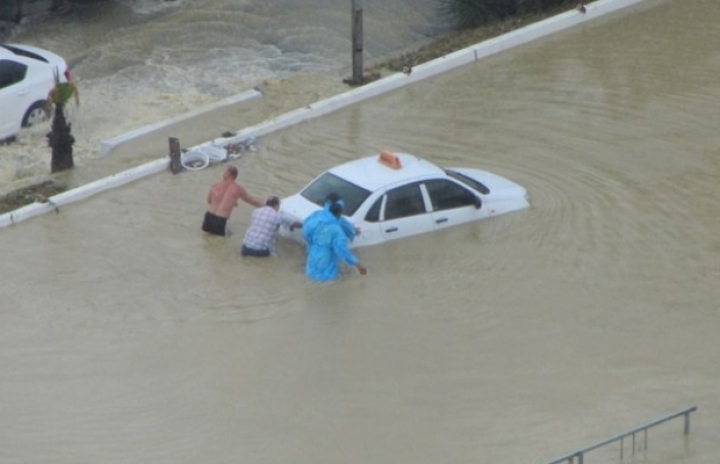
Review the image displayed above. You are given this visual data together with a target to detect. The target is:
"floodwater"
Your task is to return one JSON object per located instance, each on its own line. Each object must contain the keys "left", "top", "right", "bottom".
{"left": 1, "top": 1, "right": 719, "bottom": 463}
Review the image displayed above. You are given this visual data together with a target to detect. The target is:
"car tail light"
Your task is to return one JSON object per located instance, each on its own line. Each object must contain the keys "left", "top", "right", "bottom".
{"left": 64, "top": 69, "right": 71, "bottom": 82}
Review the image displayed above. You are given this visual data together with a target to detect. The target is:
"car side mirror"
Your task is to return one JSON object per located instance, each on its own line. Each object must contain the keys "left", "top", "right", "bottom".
{"left": 473, "top": 196, "right": 482, "bottom": 209}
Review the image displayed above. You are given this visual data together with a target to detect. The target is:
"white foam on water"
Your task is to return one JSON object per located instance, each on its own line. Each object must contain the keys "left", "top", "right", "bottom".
{"left": 115, "top": 0, "right": 187, "bottom": 15}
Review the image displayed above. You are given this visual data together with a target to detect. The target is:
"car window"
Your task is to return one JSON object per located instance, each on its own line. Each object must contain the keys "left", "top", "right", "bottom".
{"left": 424, "top": 179, "right": 479, "bottom": 211}
{"left": 0, "top": 60, "right": 27, "bottom": 89}
{"left": 445, "top": 169, "right": 490, "bottom": 194}
{"left": 300, "top": 172, "right": 371, "bottom": 216}
{"left": 365, "top": 196, "right": 382, "bottom": 222}
{"left": 384, "top": 183, "right": 426, "bottom": 220}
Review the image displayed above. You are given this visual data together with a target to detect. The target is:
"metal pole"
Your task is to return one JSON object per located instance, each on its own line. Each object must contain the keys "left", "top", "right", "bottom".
{"left": 351, "top": 0, "right": 363, "bottom": 84}
{"left": 684, "top": 412, "right": 690, "bottom": 434}
{"left": 168, "top": 137, "right": 182, "bottom": 174}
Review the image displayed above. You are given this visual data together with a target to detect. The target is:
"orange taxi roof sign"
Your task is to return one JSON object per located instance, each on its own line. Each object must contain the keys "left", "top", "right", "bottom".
{"left": 378, "top": 151, "right": 402, "bottom": 169}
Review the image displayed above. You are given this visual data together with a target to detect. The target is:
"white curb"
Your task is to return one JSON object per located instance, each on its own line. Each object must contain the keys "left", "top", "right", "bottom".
{"left": 0, "top": 0, "right": 646, "bottom": 230}
{"left": 0, "top": 158, "right": 168, "bottom": 228}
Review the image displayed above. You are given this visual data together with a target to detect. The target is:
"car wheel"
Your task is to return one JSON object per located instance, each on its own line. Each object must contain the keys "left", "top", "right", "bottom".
{"left": 21, "top": 101, "right": 50, "bottom": 128}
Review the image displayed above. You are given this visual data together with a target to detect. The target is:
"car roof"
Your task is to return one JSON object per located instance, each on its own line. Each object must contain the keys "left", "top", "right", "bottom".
{"left": 0, "top": 43, "right": 66, "bottom": 67}
{"left": 0, "top": 46, "right": 17, "bottom": 59}
{"left": 328, "top": 152, "right": 445, "bottom": 192}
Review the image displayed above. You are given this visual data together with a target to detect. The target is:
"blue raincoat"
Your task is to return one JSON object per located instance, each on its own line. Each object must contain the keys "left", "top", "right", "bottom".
{"left": 302, "top": 201, "right": 356, "bottom": 245}
{"left": 304, "top": 209, "right": 359, "bottom": 282}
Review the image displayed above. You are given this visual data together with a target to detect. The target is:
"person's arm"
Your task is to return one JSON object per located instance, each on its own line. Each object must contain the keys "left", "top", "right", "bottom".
{"left": 301, "top": 211, "right": 321, "bottom": 244}
{"left": 279, "top": 212, "right": 302, "bottom": 231}
{"left": 331, "top": 229, "right": 366, "bottom": 275}
{"left": 235, "top": 185, "right": 263, "bottom": 207}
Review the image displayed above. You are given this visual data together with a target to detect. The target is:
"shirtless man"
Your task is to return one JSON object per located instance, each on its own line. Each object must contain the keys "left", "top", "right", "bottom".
{"left": 201, "top": 165, "right": 263, "bottom": 236}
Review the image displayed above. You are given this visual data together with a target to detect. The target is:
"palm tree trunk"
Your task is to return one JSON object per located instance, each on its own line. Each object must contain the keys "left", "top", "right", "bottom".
{"left": 47, "top": 103, "right": 75, "bottom": 173}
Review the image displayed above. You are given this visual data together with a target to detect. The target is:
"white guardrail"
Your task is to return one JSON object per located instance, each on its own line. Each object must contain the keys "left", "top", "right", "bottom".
{"left": 0, "top": 0, "right": 646, "bottom": 229}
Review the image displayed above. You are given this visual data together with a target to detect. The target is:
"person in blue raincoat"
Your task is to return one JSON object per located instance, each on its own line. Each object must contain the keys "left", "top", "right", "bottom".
{"left": 304, "top": 201, "right": 367, "bottom": 282}
{"left": 302, "top": 192, "right": 357, "bottom": 245}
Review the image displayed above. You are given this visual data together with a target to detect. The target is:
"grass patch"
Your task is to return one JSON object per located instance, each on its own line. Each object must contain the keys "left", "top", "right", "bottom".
{"left": 0, "top": 180, "right": 68, "bottom": 215}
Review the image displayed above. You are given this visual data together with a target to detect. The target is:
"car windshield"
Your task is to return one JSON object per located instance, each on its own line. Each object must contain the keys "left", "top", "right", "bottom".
{"left": 300, "top": 172, "right": 371, "bottom": 216}
{"left": 445, "top": 169, "right": 490, "bottom": 194}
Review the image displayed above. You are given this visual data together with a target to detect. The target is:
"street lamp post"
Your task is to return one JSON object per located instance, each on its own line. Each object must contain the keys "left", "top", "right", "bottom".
{"left": 351, "top": 0, "right": 363, "bottom": 84}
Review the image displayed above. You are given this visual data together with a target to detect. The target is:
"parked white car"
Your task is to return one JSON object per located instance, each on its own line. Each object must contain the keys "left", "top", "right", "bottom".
{"left": 0, "top": 43, "right": 70, "bottom": 142}
{"left": 279, "top": 151, "right": 530, "bottom": 248}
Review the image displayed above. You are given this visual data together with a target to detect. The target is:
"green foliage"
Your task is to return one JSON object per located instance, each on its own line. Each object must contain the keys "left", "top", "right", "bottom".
{"left": 46, "top": 70, "right": 78, "bottom": 173}
{"left": 45, "top": 70, "right": 79, "bottom": 111}
{"left": 438, "top": 0, "right": 574, "bottom": 29}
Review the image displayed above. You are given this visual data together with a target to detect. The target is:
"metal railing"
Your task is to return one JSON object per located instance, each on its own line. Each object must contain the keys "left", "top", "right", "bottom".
{"left": 540, "top": 406, "right": 697, "bottom": 464}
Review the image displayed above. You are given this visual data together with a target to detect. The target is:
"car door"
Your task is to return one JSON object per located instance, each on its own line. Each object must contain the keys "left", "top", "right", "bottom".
{"left": 349, "top": 191, "right": 384, "bottom": 248}
{"left": 379, "top": 182, "right": 435, "bottom": 242}
{"left": 0, "top": 59, "right": 31, "bottom": 139}
{"left": 0, "top": 59, "right": 29, "bottom": 139}
{"left": 423, "top": 179, "right": 488, "bottom": 230}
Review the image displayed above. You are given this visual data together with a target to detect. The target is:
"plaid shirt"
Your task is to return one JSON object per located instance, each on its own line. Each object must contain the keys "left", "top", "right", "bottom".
{"left": 242, "top": 206, "right": 293, "bottom": 254}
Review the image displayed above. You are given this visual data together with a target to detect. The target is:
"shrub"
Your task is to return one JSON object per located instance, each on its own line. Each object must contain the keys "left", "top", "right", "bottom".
{"left": 438, "top": 0, "right": 575, "bottom": 29}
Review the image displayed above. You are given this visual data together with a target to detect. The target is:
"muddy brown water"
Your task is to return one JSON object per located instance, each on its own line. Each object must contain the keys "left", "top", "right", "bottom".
{"left": 1, "top": 1, "right": 719, "bottom": 463}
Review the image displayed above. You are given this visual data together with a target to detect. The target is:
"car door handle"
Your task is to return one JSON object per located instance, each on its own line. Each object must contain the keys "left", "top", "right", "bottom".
{"left": 435, "top": 218, "right": 448, "bottom": 224}
{"left": 385, "top": 227, "right": 398, "bottom": 233}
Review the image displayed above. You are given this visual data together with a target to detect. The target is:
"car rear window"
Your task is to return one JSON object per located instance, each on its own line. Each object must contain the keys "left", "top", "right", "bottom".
{"left": 301, "top": 172, "right": 371, "bottom": 217}
{"left": 0, "top": 45, "right": 49, "bottom": 63}
{"left": 0, "top": 59, "right": 28, "bottom": 89}
{"left": 445, "top": 169, "right": 490, "bottom": 194}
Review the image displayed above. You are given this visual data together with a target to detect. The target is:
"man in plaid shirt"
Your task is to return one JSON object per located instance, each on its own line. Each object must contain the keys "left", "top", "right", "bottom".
{"left": 241, "top": 196, "right": 301, "bottom": 257}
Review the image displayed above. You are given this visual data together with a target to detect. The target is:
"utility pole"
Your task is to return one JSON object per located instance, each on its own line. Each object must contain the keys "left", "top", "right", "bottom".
{"left": 351, "top": 0, "right": 363, "bottom": 84}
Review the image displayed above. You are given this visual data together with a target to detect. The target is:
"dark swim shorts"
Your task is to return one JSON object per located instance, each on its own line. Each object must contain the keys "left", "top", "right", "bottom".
{"left": 202, "top": 211, "right": 228, "bottom": 236}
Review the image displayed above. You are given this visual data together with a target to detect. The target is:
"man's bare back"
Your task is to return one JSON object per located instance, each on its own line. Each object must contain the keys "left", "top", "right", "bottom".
{"left": 201, "top": 166, "right": 262, "bottom": 236}
{"left": 207, "top": 166, "right": 262, "bottom": 218}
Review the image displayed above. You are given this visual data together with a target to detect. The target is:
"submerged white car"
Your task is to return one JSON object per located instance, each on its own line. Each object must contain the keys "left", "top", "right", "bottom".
{"left": 0, "top": 43, "right": 70, "bottom": 142}
{"left": 279, "top": 151, "right": 530, "bottom": 248}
